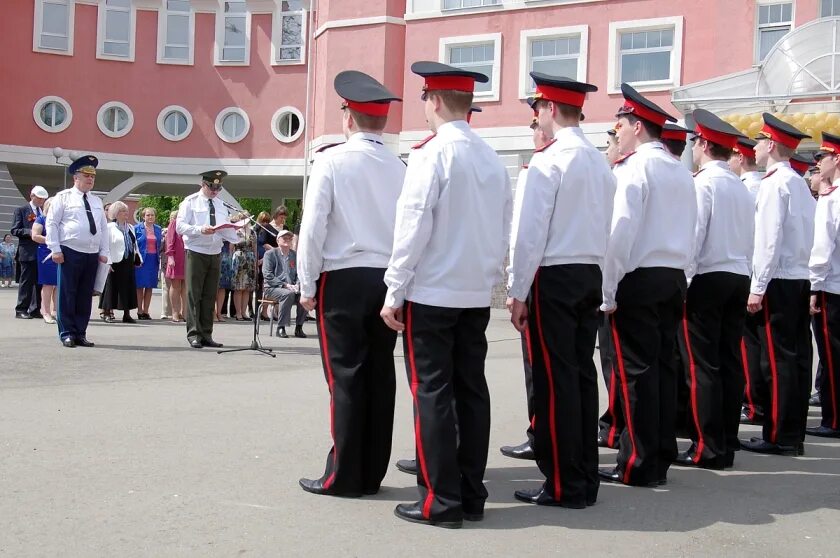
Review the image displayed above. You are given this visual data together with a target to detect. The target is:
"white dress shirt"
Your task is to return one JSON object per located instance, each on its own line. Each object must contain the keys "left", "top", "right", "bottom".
{"left": 506, "top": 165, "right": 529, "bottom": 290}
{"left": 509, "top": 127, "right": 616, "bottom": 301}
{"left": 601, "top": 141, "right": 696, "bottom": 310}
{"left": 297, "top": 132, "right": 406, "bottom": 298}
{"left": 740, "top": 171, "right": 763, "bottom": 201}
{"left": 751, "top": 161, "right": 815, "bottom": 295}
{"left": 46, "top": 186, "right": 109, "bottom": 257}
{"left": 689, "top": 160, "right": 754, "bottom": 279}
{"left": 384, "top": 120, "right": 512, "bottom": 308}
{"left": 810, "top": 181, "right": 840, "bottom": 294}
{"left": 176, "top": 191, "right": 241, "bottom": 255}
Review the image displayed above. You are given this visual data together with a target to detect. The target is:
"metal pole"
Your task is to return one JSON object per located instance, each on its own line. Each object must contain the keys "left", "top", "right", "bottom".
{"left": 301, "top": 0, "right": 316, "bottom": 208}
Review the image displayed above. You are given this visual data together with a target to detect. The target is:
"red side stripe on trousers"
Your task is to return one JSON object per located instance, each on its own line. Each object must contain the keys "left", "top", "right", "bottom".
{"left": 681, "top": 310, "right": 706, "bottom": 462}
{"left": 607, "top": 365, "right": 618, "bottom": 447}
{"left": 820, "top": 293, "right": 839, "bottom": 429}
{"left": 533, "top": 272, "right": 562, "bottom": 501}
{"left": 405, "top": 303, "right": 435, "bottom": 519}
{"left": 740, "top": 339, "right": 756, "bottom": 420}
{"left": 317, "top": 272, "right": 338, "bottom": 489}
{"left": 763, "top": 302, "right": 780, "bottom": 443}
{"left": 609, "top": 315, "right": 638, "bottom": 484}
{"left": 523, "top": 327, "right": 533, "bottom": 366}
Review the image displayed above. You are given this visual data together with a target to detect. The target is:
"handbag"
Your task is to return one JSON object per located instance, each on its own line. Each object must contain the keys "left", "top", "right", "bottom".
{"left": 131, "top": 229, "right": 143, "bottom": 266}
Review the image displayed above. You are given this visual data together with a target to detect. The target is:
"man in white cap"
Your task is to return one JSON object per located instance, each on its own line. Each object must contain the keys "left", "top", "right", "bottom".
{"left": 11, "top": 185, "right": 48, "bottom": 319}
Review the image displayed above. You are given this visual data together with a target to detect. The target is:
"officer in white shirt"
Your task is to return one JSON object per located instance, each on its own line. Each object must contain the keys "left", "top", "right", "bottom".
{"left": 790, "top": 153, "right": 814, "bottom": 177}
{"left": 176, "top": 171, "right": 242, "bottom": 349}
{"left": 506, "top": 73, "right": 614, "bottom": 508}
{"left": 807, "top": 132, "right": 840, "bottom": 438}
{"left": 381, "top": 61, "right": 511, "bottom": 528}
{"left": 730, "top": 138, "right": 763, "bottom": 201}
{"left": 673, "top": 109, "right": 754, "bottom": 470}
{"left": 46, "top": 155, "right": 110, "bottom": 348}
{"left": 661, "top": 123, "right": 690, "bottom": 159}
{"left": 296, "top": 71, "right": 405, "bottom": 498}
{"left": 741, "top": 113, "right": 815, "bottom": 455}
{"left": 598, "top": 84, "right": 696, "bottom": 487}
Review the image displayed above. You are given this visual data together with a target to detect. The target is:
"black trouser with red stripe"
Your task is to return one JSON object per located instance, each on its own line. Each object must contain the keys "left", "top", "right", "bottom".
{"left": 741, "top": 313, "right": 767, "bottom": 421}
{"left": 403, "top": 302, "right": 490, "bottom": 518}
{"left": 676, "top": 272, "right": 749, "bottom": 465}
{"left": 812, "top": 291, "right": 840, "bottom": 430}
{"left": 314, "top": 268, "right": 397, "bottom": 494}
{"left": 528, "top": 264, "right": 601, "bottom": 506}
{"left": 755, "top": 278, "right": 812, "bottom": 446}
{"left": 598, "top": 312, "right": 625, "bottom": 449}
{"left": 520, "top": 328, "right": 536, "bottom": 445}
{"left": 611, "top": 267, "right": 685, "bottom": 486}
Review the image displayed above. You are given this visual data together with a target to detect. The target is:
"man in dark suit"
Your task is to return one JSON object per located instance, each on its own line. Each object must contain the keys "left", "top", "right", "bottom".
{"left": 11, "top": 186, "right": 48, "bottom": 319}
{"left": 262, "top": 229, "right": 306, "bottom": 338}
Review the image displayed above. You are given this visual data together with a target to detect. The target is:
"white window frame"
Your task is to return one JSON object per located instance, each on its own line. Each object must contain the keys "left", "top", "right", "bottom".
{"left": 96, "top": 101, "right": 134, "bottom": 138}
{"left": 215, "top": 107, "right": 251, "bottom": 144}
{"left": 607, "top": 16, "right": 684, "bottom": 94}
{"left": 519, "top": 25, "right": 589, "bottom": 100}
{"left": 821, "top": 0, "right": 840, "bottom": 17}
{"left": 439, "top": 33, "right": 503, "bottom": 103}
{"left": 441, "top": 0, "right": 501, "bottom": 11}
{"left": 755, "top": 0, "right": 795, "bottom": 64}
{"left": 96, "top": 0, "right": 136, "bottom": 62}
{"left": 214, "top": 0, "right": 251, "bottom": 66}
{"left": 157, "top": 105, "right": 193, "bottom": 142}
{"left": 33, "top": 0, "right": 75, "bottom": 56}
{"left": 271, "top": 1, "right": 307, "bottom": 66}
{"left": 157, "top": 0, "right": 195, "bottom": 66}
{"left": 33, "top": 95, "right": 73, "bottom": 133}
{"left": 271, "top": 106, "right": 304, "bottom": 143}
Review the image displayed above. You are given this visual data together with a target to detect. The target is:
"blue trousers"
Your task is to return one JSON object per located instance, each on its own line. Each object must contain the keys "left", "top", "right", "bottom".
{"left": 56, "top": 246, "right": 99, "bottom": 342}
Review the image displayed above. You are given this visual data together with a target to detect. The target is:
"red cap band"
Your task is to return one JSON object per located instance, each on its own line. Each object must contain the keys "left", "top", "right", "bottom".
{"left": 423, "top": 75, "right": 476, "bottom": 92}
{"left": 733, "top": 144, "right": 756, "bottom": 159}
{"left": 661, "top": 128, "right": 687, "bottom": 141}
{"left": 534, "top": 84, "right": 586, "bottom": 108}
{"left": 760, "top": 123, "right": 802, "bottom": 149}
{"left": 789, "top": 158, "right": 809, "bottom": 174}
{"left": 620, "top": 98, "right": 668, "bottom": 127}
{"left": 820, "top": 139, "right": 840, "bottom": 154}
{"left": 694, "top": 123, "right": 739, "bottom": 149}
{"left": 344, "top": 100, "right": 390, "bottom": 117}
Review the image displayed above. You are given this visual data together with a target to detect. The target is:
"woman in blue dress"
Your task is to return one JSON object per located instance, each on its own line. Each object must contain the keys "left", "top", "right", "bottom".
{"left": 31, "top": 198, "right": 58, "bottom": 324}
{"left": 134, "top": 207, "right": 163, "bottom": 320}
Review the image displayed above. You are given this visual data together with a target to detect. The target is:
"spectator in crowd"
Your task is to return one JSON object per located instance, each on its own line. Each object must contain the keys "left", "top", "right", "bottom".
{"left": 159, "top": 221, "right": 171, "bottom": 320}
{"left": 134, "top": 208, "right": 162, "bottom": 320}
{"left": 259, "top": 205, "right": 287, "bottom": 253}
{"left": 263, "top": 229, "right": 306, "bottom": 338}
{"left": 217, "top": 240, "right": 234, "bottom": 322}
{"left": 31, "top": 199, "right": 58, "bottom": 323}
{"left": 0, "top": 234, "right": 15, "bottom": 287}
{"left": 100, "top": 201, "right": 139, "bottom": 323}
{"left": 231, "top": 213, "right": 257, "bottom": 321}
{"left": 165, "top": 209, "right": 186, "bottom": 322}
{"left": 12, "top": 185, "right": 48, "bottom": 319}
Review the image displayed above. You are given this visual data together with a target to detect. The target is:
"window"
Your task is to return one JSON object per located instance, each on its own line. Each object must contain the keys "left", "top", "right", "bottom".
{"left": 97, "top": 0, "right": 135, "bottom": 60}
{"left": 822, "top": 0, "right": 840, "bottom": 16}
{"left": 442, "top": 0, "right": 500, "bottom": 10}
{"left": 97, "top": 101, "right": 133, "bottom": 138}
{"left": 157, "top": 105, "right": 193, "bottom": 141}
{"left": 272, "top": 107, "right": 304, "bottom": 143}
{"left": 272, "top": 1, "right": 306, "bottom": 64}
{"left": 519, "top": 26, "right": 589, "bottom": 98}
{"left": 215, "top": 1, "right": 251, "bottom": 65}
{"left": 607, "top": 17, "right": 684, "bottom": 93}
{"left": 440, "top": 33, "right": 503, "bottom": 102}
{"left": 33, "top": 96, "right": 73, "bottom": 133}
{"left": 215, "top": 108, "right": 250, "bottom": 143}
{"left": 33, "top": 0, "right": 74, "bottom": 55}
{"left": 756, "top": 2, "right": 793, "bottom": 62}
{"left": 157, "top": 0, "right": 194, "bottom": 65}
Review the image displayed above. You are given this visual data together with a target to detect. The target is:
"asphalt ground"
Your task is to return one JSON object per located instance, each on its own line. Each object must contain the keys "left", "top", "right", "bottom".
{"left": 0, "top": 288, "right": 838, "bottom": 557}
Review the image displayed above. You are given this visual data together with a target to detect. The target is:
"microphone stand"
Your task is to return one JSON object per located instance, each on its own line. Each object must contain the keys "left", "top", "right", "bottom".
{"left": 217, "top": 205, "right": 277, "bottom": 358}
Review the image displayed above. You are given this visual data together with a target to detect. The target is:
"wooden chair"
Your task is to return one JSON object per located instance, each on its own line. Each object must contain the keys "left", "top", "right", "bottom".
{"left": 256, "top": 299, "right": 279, "bottom": 337}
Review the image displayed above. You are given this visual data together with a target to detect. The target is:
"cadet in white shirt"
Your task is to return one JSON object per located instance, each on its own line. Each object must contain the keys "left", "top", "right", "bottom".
{"left": 381, "top": 61, "right": 511, "bottom": 528}
{"left": 598, "top": 84, "right": 696, "bottom": 488}
{"left": 807, "top": 132, "right": 840, "bottom": 439}
{"left": 176, "top": 171, "right": 242, "bottom": 349}
{"left": 730, "top": 138, "right": 763, "bottom": 201}
{"left": 507, "top": 73, "right": 614, "bottom": 508}
{"left": 47, "top": 155, "right": 110, "bottom": 348}
{"left": 741, "top": 113, "right": 815, "bottom": 455}
{"left": 296, "top": 71, "right": 405, "bottom": 498}
{"left": 673, "top": 110, "right": 754, "bottom": 470}
{"left": 660, "top": 123, "right": 690, "bottom": 159}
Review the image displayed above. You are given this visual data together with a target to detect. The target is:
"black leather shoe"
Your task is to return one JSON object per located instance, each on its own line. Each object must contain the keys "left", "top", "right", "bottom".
{"left": 499, "top": 441, "right": 535, "bottom": 460}
{"left": 395, "top": 459, "right": 417, "bottom": 475}
{"left": 298, "top": 477, "right": 362, "bottom": 498}
{"left": 673, "top": 446, "right": 724, "bottom": 470}
{"left": 61, "top": 338, "right": 76, "bottom": 348}
{"left": 15, "top": 312, "right": 32, "bottom": 319}
{"left": 806, "top": 425, "right": 840, "bottom": 438}
{"left": 740, "top": 406, "right": 764, "bottom": 425}
{"left": 122, "top": 315, "right": 136, "bottom": 324}
{"left": 394, "top": 502, "right": 462, "bottom": 529}
{"left": 294, "top": 326, "right": 307, "bottom": 338}
{"left": 725, "top": 451, "right": 735, "bottom": 468}
{"left": 76, "top": 338, "right": 95, "bottom": 347}
{"left": 598, "top": 467, "right": 623, "bottom": 484}
{"left": 189, "top": 339, "right": 203, "bottom": 349}
{"left": 809, "top": 393, "right": 821, "bottom": 407}
{"left": 514, "top": 486, "right": 585, "bottom": 509}
{"left": 739, "top": 438, "right": 797, "bottom": 455}
{"left": 798, "top": 442, "right": 805, "bottom": 456}
{"left": 277, "top": 327, "right": 289, "bottom": 338}
{"left": 29, "top": 311, "right": 43, "bottom": 319}
{"left": 202, "top": 339, "right": 223, "bottom": 348}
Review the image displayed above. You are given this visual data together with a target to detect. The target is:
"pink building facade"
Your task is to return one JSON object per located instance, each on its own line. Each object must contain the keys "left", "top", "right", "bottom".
{"left": 1, "top": 0, "right": 838, "bottom": 232}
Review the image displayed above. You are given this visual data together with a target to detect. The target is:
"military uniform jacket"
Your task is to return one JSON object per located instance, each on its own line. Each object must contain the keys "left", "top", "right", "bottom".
{"left": 601, "top": 141, "right": 696, "bottom": 310}
{"left": 689, "top": 160, "right": 754, "bottom": 279}
{"left": 46, "top": 187, "right": 109, "bottom": 258}
{"left": 508, "top": 126, "right": 615, "bottom": 301}
{"left": 175, "top": 191, "right": 241, "bottom": 255}
{"left": 751, "top": 161, "right": 815, "bottom": 295}
{"left": 297, "top": 132, "right": 406, "bottom": 299}
{"left": 741, "top": 171, "right": 763, "bottom": 202}
{"left": 506, "top": 165, "right": 529, "bottom": 290}
{"left": 809, "top": 181, "right": 840, "bottom": 295}
{"left": 384, "top": 120, "right": 512, "bottom": 309}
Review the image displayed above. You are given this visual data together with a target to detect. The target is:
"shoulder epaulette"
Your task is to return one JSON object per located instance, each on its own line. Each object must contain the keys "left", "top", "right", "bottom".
{"left": 614, "top": 151, "right": 636, "bottom": 165}
{"left": 693, "top": 168, "right": 705, "bottom": 178}
{"left": 821, "top": 186, "right": 838, "bottom": 197}
{"left": 412, "top": 134, "right": 437, "bottom": 150}
{"left": 534, "top": 139, "right": 556, "bottom": 154}
{"left": 762, "top": 169, "right": 777, "bottom": 180}
{"left": 316, "top": 142, "right": 343, "bottom": 153}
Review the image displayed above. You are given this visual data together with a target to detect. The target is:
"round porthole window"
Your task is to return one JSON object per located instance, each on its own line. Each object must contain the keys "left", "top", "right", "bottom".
{"left": 157, "top": 105, "right": 193, "bottom": 142}
{"left": 271, "top": 106, "right": 304, "bottom": 143}
{"left": 33, "top": 96, "right": 73, "bottom": 133}
{"left": 215, "top": 107, "right": 250, "bottom": 143}
{"left": 97, "top": 101, "right": 134, "bottom": 138}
